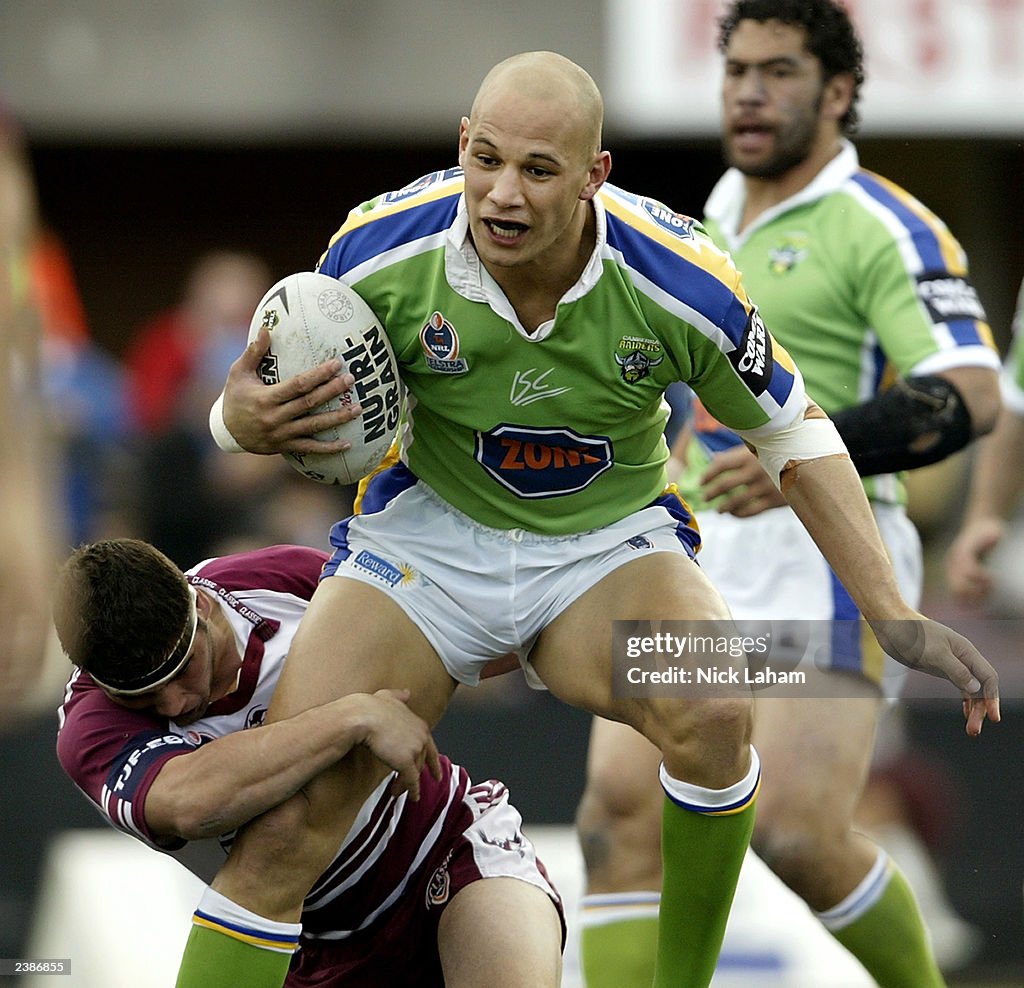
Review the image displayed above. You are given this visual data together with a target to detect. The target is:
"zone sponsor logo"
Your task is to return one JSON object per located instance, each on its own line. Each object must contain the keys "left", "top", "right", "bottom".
{"left": 916, "top": 272, "right": 986, "bottom": 323}
{"left": 478, "top": 830, "right": 527, "bottom": 857}
{"left": 626, "top": 535, "right": 655, "bottom": 551}
{"left": 475, "top": 424, "right": 613, "bottom": 498}
{"left": 184, "top": 729, "right": 217, "bottom": 745}
{"left": 727, "top": 307, "right": 773, "bottom": 396}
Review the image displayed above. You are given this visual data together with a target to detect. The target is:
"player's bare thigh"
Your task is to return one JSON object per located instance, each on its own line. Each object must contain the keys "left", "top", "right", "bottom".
{"left": 438, "top": 877, "right": 563, "bottom": 988}
{"left": 752, "top": 685, "right": 882, "bottom": 833}
{"left": 267, "top": 573, "right": 458, "bottom": 728}
{"left": 529, "top": 551, "right": 750, "bottom": 787}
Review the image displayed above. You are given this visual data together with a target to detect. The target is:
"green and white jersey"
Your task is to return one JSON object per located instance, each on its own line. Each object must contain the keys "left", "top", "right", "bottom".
{"left": 683, "top": 140, "right": 999, "bottom": 509}
{"left": 1000, "top": 278, "right": 1024, "bottom": 414}
{"left": 317, "top": 168, "right": 806, "bottom": 535}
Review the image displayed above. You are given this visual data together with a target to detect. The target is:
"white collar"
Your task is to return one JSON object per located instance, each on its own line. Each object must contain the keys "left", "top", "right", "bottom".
{"left": 703, "top": 139, "right": 860, "bottom": 249}
{"left": 443, "top": 194, "right": 609, "bottom": 338}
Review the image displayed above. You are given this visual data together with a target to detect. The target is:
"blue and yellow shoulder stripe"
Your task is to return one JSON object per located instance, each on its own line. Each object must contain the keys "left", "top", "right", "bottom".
{"left": 318, "top": 168, "right": 464, "bottom": 276}
{"left": 851, "top": 169, "right": 965, "bottom": 274}
{"left": 849, "top": 169, "right": 995, "bottom": 351}
{"left": 600, "top": 184, "right": 798, "bottom": 408}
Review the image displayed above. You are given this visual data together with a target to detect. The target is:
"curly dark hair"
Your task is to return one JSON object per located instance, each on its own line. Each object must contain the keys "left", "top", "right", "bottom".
{"left": 719, "top": 0, "right": 865, "bottom": 135}
{"left": 52, "top": 538, "right": 191, "bottom": 684}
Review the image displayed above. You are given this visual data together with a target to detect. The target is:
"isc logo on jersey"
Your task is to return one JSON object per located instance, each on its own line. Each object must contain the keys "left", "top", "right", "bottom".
{"left": 476, "top": 424, "right": 613, "bottom": 498}
{"left": 728, "top": 307, "right": 773, "bottom": 396}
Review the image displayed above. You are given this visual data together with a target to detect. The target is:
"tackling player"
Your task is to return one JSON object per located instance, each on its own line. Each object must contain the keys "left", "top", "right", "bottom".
{"left": 54, "top": 539, "right": 564, "bottom": 988}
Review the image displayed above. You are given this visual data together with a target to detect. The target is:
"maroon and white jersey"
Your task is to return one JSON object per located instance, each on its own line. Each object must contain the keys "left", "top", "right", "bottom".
{"left": 56, "top": 544, "right": 560, "bottom": 955}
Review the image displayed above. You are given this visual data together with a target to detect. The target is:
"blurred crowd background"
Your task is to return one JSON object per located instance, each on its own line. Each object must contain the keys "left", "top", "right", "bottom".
{"left": 1, "top": 2, "right": 1022, "bottom": 985}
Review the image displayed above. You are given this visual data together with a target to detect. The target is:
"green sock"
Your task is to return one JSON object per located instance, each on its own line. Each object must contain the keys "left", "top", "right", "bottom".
{"left": 579, "top": 893, "right": 660, "bottom": 988}
{"left": 175, "top": 888, "right": 300, "bottom": 988}
{"left": 824, "top": 854, "right": 946, "bottom": 988}
{"left": 175, "top": 925, "right": 293, "bottom": 988}
{"left": 654, "top": 758, "right": 759, "bottom": 988}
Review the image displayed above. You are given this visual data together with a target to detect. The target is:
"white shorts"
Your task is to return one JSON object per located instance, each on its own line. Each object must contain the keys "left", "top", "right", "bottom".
{"left": 322, "top": 465, "right": 701, "bottom": 688}
{"left": 693, "top": 502, "right": 923, "bottom": 689}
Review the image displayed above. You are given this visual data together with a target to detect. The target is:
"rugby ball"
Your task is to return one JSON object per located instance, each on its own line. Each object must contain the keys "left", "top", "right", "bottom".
{"left": 247, "top": 271, "right": 402, "bottom": 486}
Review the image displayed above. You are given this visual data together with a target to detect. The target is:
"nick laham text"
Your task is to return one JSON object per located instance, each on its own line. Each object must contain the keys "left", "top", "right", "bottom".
{"left": 626, "top": 666, "right": 806, "bottom": 685}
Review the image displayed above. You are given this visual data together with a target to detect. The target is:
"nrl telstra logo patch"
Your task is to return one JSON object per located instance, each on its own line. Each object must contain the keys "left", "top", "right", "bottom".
{"left": 420, "top": 311, "right": 469, "bottom": 374}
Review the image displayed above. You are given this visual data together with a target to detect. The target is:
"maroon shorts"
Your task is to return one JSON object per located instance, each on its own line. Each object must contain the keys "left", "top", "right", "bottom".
{"left": 286, "top": 781, "right": 564, "bottom": 987}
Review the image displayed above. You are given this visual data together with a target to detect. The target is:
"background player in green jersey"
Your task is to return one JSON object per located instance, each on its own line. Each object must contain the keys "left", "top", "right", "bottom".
{"left": 947, "top": 277, "right": 1024, "bottom": 604}
{"left": 195, "top": 48, "right": 998, "bottom": 988}
{"left": 575, "top": 3, "right": 1002, "bottom": 987}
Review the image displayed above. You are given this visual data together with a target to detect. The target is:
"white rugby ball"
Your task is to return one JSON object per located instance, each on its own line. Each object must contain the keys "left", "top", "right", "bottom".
{"left": 247, "top": 271, "right": 402, "bottom": 486}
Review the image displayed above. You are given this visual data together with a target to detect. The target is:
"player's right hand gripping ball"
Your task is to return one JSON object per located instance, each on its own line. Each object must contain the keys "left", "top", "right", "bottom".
{"left": 248, "top": 271, "right": 402, "bottom": 485}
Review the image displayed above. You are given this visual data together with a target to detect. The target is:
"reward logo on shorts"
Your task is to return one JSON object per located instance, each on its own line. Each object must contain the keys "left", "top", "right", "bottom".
{"left": 352, "top": 550, "right": 409, "bottom": 586}
{"left": 475, "top": 424, "right": 613, "bottom": 498}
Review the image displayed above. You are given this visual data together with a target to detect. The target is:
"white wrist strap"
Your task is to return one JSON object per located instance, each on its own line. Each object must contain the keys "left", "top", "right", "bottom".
{"left": 209, "top": 392, "right": 245, "bottom": 453}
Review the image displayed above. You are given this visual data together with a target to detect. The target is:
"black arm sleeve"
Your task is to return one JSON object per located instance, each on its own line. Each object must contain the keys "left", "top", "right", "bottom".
{"left": 830, "top": 375, "right": 973, "bottom": 477}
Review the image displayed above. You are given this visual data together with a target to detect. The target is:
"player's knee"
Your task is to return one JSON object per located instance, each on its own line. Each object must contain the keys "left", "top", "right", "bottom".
{"left": 581, "top": 745, "right": 653, "bottom": 820}
{"left": 216, "top": 789, "right": 350, "bottom": 918}
{"left": 575, "top": 793, "right": 611, "bottom": 883}
{"left": 576, "top": 775, "right": 662, "bottom": 886}
{"left": 647, "top": 696, "right": 753, "bottom": 788}
{"left": 752, "top": 813, "right": 838, "bottom": 898}
{"left": 240, "top": 792, "right": 315, "bottom": 859}
{"left": 232, "top": 790, "right": 340, "bottom": 887}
